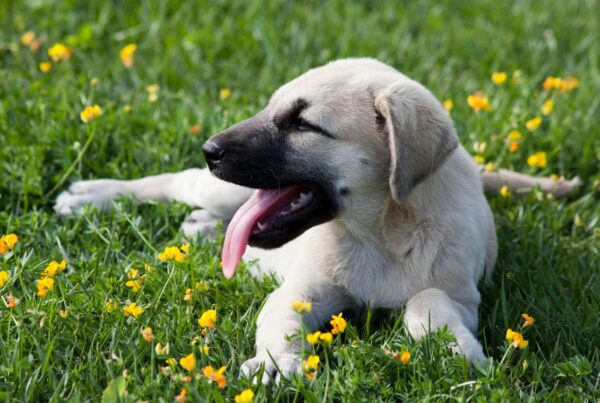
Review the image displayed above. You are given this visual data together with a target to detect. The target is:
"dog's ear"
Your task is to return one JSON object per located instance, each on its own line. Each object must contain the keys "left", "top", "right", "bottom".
{"left": 374, "top": 80, "right": 459, "bottom": 203}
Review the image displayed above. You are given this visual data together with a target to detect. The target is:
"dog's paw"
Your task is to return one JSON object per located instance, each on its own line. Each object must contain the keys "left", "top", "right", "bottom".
{"left": 180, "top": 210, "right": 222, "bottom": 238}
{"left": 54, "top": 179, "right": 122, "bottom": 215}
{"left": 240, "top": 353, "right": 302, "bottom": 385}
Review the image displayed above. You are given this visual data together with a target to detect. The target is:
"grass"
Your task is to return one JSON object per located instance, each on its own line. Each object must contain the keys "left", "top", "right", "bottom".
{"left": 1, "top": 0, "right": 599, "bottom": 400}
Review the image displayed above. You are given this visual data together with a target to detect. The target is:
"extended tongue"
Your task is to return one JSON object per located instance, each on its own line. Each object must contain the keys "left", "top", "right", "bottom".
{"left": 221, "top": 187, "right": 301, "bottom": 279}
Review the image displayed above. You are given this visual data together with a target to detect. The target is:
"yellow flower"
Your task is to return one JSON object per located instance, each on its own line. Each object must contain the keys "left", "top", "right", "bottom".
{"left": 125, "top": 280, "right": 141, "bottom": 293}
{"left": 90, "top": 77, "right": 99, "bottom": 86}
{"left": 195, "top": 280, "right": 210, "bottom": 291}
{"left": 155, "top": 342, "right": 170, "bottom": 355}
{"left": 203, "top": 365, "right": 227, "bottom": 389}
{"left": 559, "top": 77, "right": 579, "bottom": 91}
{"left": 527, "top": 152, "right": 548, "bottom": 169}
{"left": 146, "top": 84, "right": 159, "bottom": 103}
{"left": 120, "top": 43, "right": 137, "bottom": 69}
{"left": 21, "top": 31, "right": 35, "bottom": 46}
{"left": 330, "top": 312, "right": 347, "bottom": 335}
{"left": 467, "top": 91, "right": 492, "bottom": 112}
{"left": 5, "top": 294, "right": 18, "bottom": 309}
{"left": 39, "top": 62, "right": 53, "bottom": 73}
{"left": 0, "top": 233, "right": 18, "bottom": 253}
{"left": 0, "top": 271, "right": 9, "bottom": 287}
{"left": 80, "top": 105, "right": 103, "bottom": 123}
{"left": 306, "top": 331, "right": 321, "bottom": 345}
{"left": 174, "top": 389, "right": 187, "bottom": 403}
{"left": 472, "top": 155, "right": 485, "bottom": 165}
{"left": 303, "top": 355, "right": 320, "bottom": 372}
{"left": 198, "top": 309, "right": 217, "bottom": 329}
{"left": 525, "top": 116, "right": 542, "bottom": 131}
{"left": 500, "top": 185, "right": 511, "bottom": 198}
{"left": 42, "top": 259, "right": 67, "bottom": 277}
{"left": 105, "top": 299, "right": 119, "bottom": 313}
{"left": 48, "top": 43, "right": 72, "bottom": 61}
{"left": 484, "top": 162, "right": 497, "bottom": 172}
{"left": 491, "top": 72, "right": 507, "bottom": 85}
{"left": 165, "top": 357, "right": 177, "bottom": 366}
{"left": 509, "top": 141, "right": 520, "bottom": 153}
{"left": 291, "top": 300, "right": 312, "bottom": 314}
{"left": 59, "top": 309, "right": 69, "bottom": 319}
{"left": 141, "top": 327, "right": 154, "bottom": 342}
{"left": 442, "top": 99, "right": 453, "bottom": 112}
{"left": 180, "top": 243, "right": 190, "bottom": 254}
{"left": 543, "top": 76, "right": 562, "bottom": 90}
{"left": 190, "top": 124, "right": 201, "bottom": 134}
{"left": 219, "top": 88, "right": 232, "bottom": 100}
{"left": 202, "top": 345, "right": 209, "bottom": 355}
{"left": 184, "top": 288, "right": 193, "bottom": 302}
{"left": 541, "top": 100, "right": 554, "bottom": 115}
{"left": 123, "top": 303, "right": 143, "bottom": 318}
{"left": 180, "top": 353, "right": 196, "bottom": 372}
{"left": 507, "top": 130, "right": 523, "bottom": 141}
{"left": 400, "top": 351, "right": 411, "bottom": 365}
{"left": 127, "top": 268, "right": 139, "bottom": 279}
{"left": 37, "top": 277, "right": 55, "bottom": 297}
{"left": 235, "top": 389, "right": 255, "bottom": 403}
{"left": 506, "top": 328, "right": 528, "bottom": 349}
{"left": 158, "top": 246, "right": 186, "bottom": 262}
{"left": 319, "top": 332, "right": 333, "bottom": 345}
{"left": 521, "top": 313, "right": 535, "bottom": 328}
{"left": 473, "top": 142, "right": 487, "bottom": 153}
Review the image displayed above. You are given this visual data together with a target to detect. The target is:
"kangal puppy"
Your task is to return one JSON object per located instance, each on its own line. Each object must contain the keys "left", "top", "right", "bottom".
{"left": 55, "top": 58, "right": 579, "bottom": 383}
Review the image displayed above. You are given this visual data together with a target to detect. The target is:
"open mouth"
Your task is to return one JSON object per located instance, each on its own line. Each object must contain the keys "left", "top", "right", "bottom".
{"left": 221, "top": 184, "right": 334, "bottom": 278}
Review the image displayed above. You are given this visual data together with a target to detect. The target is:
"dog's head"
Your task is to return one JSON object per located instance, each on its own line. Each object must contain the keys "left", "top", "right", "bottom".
{"left": 204, "top": 59, "right": 458, "bottom": 277}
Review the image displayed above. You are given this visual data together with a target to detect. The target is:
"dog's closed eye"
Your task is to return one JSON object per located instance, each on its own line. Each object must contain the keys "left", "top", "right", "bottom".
{"left": 274, "top": 98, "right": 335, "bottom": 138}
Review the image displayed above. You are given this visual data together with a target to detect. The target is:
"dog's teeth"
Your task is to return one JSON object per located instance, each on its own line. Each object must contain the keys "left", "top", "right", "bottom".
{"left": 290, "top": 201, "right": 300, "bottom": 211}
{"left": 257, "top": 221, "right": 267, "bottom": 231}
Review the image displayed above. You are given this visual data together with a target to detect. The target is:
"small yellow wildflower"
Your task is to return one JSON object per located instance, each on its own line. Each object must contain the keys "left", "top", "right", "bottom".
{"left": 180, "top": 353, "right": 196, "bottom": 372}
{"left": 521, "top": 313, "right": 535, "bottom": 328}
{"left": 472, "top": 155, "right": 485, "bottom": 165}
{"left": 509, "top": 141, "right": 520, "bottom": 153}
{"left": 507, "top": 130, "right": 522, "bottom": 140}
{"left": 541, "top": 100, "right": 554, "bottom": 115}
{"left": 291, "top": 300, "right": 312, "bottom": 313}
{"left": 306, "top": 331, "right": 321, "bottom": 345}
{"left": 105, "top": 299, "right": 119, "bottom": 313}
{"left": 123, "top": 303, "right": 143, "bottom": 319}
{"left": 39, "top": 61, "right": 52, "bottom": 73}
{"left": 400, "top": 351, "right": 411, "bottom": 365}
{"left": 48, "top": 43, "right": 72, "bottom": 61}
{"left": 90, "top": 77, "right": 99, "bottom": 86}
{"left": 235, "top": 389, "right": 255, "bottom": 403}
{"left": 195, "top": 280, "right": 210, "bottom": 291}
{"left": 174, "top": 389, "right": 187, "bottom": 403}
{"left": 5, "top": 294, "right": 18, "bottom": 309}
{"left": 527, "top": 152, "right": 548, "bottom": 169}
{"left": 506, "top": 328, "right": 528, "bottom": 349}
{"left": 319, "top": 332, "right": 333, "bottom": 345}
{"left": 491, "top": 72, "right": 507, "bottom": 85}
{"left": 165, "top": 357, "right": 177, "bottom": 366}
{"left": 0, "top": 271, "right": 9, "bottom": 287}
{"left": 158, "top": 246, "right": 186, "bottom": 262}
{"left": 203, "top": 365, "right": 227, "bottom": 389}
{"left": 37, "top": 277, "right": 55, "bottom": 297}
{"left": 146, "top": 84, "right": 159, "bottom": 102}
{"left": 219, "top": 88, "right": 232, "bottom": 100}
{"left": 559, "top": 77, "right": 579, "bottom": 91}
{"left": 0, "top": 233, "right": 18, "bottom": 254}
{"left": 190, "top": 124, "right": 201, "bottom": 134}
{"left": 184, "top": 288, "right": 193, "bottom": 302}
{"left": 59, "top": 309, "right": 69, "bottom": 319}
{"left": 525, "top": 116, "right": 542, "bottom": 131}
{"left": 543, "top": 76, "right": 562, "bottom": 90}
{"left": 120, "top": 43, "right": 137, "bottom": 69}
{"left": 485, "top": 162, "right": 497, "bottom": 172}
{"left": 467, "top": 91, "right": 492, "bottom": 112}
{"left": 202, "top": 345, "right": 209, "bottom": 355}
{"left": 473, "top": 142, "right": 487, "bottom": 153}
{"left": 198, "top": 309, "right": 217, "bottom": 329}
{"left": 141, "top": 326, "right": 154, "bottom": 342}
{"left": 442, "top": 99, "right": 453, "bottom": 112}
{"left": 330, "top": 312, "right": 347, "bottom": 335}
{"left": 500, "top": 185, "right": 511, "bottom": 198}
{"left": 180, "top": 243, "right": 190, "bottom": 254}
{"left": 155, "top": 342, "right": 170, "bottom": 355}
{"left": 21, "top": 31, "right": 35, "bottom": 46}
{"left": 80, "top": 105, "right": 102, "bottom": 123}
{"left": 303, "top": 355, "right": 320, "bottom": 372}
{"left": 42, "top": 259, "right": 66, "bottom": 277}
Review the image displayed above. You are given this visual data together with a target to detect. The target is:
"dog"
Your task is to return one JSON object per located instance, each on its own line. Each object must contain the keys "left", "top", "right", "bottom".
{"left": 55, "top": 58, "right": 580, "bottom": 383}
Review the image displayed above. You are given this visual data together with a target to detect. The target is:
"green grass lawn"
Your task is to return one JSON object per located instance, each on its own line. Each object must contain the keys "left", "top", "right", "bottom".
{"left": 1, "top": 0, "right": 599, "bottom": 401}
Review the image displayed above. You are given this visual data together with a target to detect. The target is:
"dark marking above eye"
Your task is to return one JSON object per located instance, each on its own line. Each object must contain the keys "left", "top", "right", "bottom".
{"left": 273, "top": 98, "right": 308, "bottom": 128}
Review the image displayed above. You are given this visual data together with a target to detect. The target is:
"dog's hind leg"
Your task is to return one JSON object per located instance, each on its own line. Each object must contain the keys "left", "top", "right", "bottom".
{"left": 481, "top": 168, "right": 581, "bottom": 197}
{"left": 54, "top": 168, "right": 252, "bottom": 219}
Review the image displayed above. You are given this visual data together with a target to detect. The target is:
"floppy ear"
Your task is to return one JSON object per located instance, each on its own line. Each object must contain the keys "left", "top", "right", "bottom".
{"left": 374, "top": 80, "right": 459, "bottom": 203}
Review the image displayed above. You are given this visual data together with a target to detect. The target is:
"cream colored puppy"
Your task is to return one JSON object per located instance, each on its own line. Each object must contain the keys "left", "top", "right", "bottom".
{"left": 55, "top": 58, "right": 579, "bottom": 383}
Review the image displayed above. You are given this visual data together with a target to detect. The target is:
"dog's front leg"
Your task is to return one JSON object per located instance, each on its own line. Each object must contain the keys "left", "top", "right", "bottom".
{"left": 403, "top": 288, "right": 485, "bottom": 362}
{"left": 241, "top": 281, "right": 349, "bottom": 384}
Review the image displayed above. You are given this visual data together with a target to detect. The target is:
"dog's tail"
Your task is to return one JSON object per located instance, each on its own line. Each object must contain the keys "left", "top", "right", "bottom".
{"left": 480, "top": 168, "right": 581, "bottom": 197}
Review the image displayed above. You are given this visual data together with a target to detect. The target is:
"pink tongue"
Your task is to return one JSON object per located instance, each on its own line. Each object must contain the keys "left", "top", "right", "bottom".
{"left": 221, "top": 187, "right": 301, "bottom": 279}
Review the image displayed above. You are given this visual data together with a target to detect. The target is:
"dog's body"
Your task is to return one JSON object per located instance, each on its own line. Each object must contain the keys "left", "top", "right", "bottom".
{"left": 55, "top": 59, "right": 579, "bottom": 382}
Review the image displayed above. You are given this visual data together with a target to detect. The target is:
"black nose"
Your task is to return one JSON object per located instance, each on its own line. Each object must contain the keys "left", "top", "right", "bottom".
{"left": 202, "top": 141, "right": 225, "bottom": 165}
